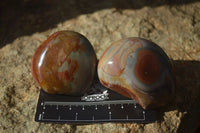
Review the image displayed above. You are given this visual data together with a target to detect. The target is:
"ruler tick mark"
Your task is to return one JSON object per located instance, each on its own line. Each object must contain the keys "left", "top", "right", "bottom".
{"left": 108, "top": 104, "right": 110, "bottom": 109}
{"left": 143, "top": 111, "right": 146, "bottom": 120}
{"left": 38, "top": 114, "right": 42, "bottom": 120}
{"left": 75, "top": 113, "right": 78, "bottom": 120}
{"left": 121, "top": 104, "right": 124, "bottom": 109}
{"left": 109, "top": 112, "right": 111, "bottom": 120}
{"left": 69, "top": 105, "right": 72, "bottom": 110}
{"left": 95, "top": 105, "right": 98, "bottom": 110}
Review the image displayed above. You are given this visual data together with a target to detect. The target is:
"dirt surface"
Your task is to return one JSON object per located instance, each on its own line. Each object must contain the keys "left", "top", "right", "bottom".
{"left": 0, "top": 0, "right": 200, "bottom": 133}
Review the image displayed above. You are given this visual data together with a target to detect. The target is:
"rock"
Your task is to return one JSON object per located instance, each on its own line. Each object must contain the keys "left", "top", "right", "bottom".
{"left": 0, "top": 0, "right": 200, "bottom": 133}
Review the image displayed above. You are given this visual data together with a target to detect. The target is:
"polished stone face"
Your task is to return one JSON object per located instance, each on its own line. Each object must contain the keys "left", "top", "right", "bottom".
{"left": 31, "top": 31, "right": 97, "bottom": 95}
{"left": 98, "top": 37, "right": 175, "bottom": 109}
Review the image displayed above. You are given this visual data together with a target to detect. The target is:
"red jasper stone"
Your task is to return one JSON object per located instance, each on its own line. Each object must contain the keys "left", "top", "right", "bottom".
{"left": 31, "top": 31, "right": 97, "bottom": 95}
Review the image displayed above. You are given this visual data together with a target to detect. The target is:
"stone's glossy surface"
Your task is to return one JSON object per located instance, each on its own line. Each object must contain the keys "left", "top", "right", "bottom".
{"left": 98, "top": 37, "right": 175, "bottom": 109}
{"left": 31, "top": 31, "right": 97, "bottom": 95}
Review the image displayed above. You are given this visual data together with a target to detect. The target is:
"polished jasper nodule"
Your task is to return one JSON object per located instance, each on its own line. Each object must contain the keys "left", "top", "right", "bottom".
{"left": 98, "top": 37, "right": 175, "bottom": 109}
{"left": 31, "top": 31, "right": 97, "bottom": 95}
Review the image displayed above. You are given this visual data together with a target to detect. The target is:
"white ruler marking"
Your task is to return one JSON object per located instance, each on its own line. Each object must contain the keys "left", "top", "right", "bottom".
{"left": 75, "top": 113, "right": 78, "bottom": 120}
{"left": 108, "top": 104, "right": 110, "bottom": 109}
{"left": 38, "top": 114, "right": 42, "bottom": 120}
{"left": 109, "top": 112, "right": 112, "bottom": 120}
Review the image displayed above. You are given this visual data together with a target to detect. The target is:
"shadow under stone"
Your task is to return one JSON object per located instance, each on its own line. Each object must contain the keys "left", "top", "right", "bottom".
{"left": 155, "top": 60, "right": 200, "bottom": 133}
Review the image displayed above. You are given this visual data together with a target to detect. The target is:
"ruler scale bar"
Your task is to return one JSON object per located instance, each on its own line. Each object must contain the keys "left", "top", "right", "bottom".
{"left": 35, "top": 77, "right": 157, "bottom": 123}
{"left": 44, "top": 100, "right": 137, "bottom": 106}
{"left": 39, "top": 109, "right": 146, "bottom": 121}
{"left": 41, "top": 118, "right": 146, "bottom": 121}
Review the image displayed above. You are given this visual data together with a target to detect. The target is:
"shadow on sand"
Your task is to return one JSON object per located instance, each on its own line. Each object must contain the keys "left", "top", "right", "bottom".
{"left": 155, "top": 60, "right": 200, "bottom": 133}
{"left": 0, "top": 0, "right": 199, "bottom": 47}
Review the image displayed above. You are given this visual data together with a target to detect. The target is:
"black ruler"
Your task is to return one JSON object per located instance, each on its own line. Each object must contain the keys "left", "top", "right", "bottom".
{"left": 35, "top": 78, "right": 157, "bottom": 123}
